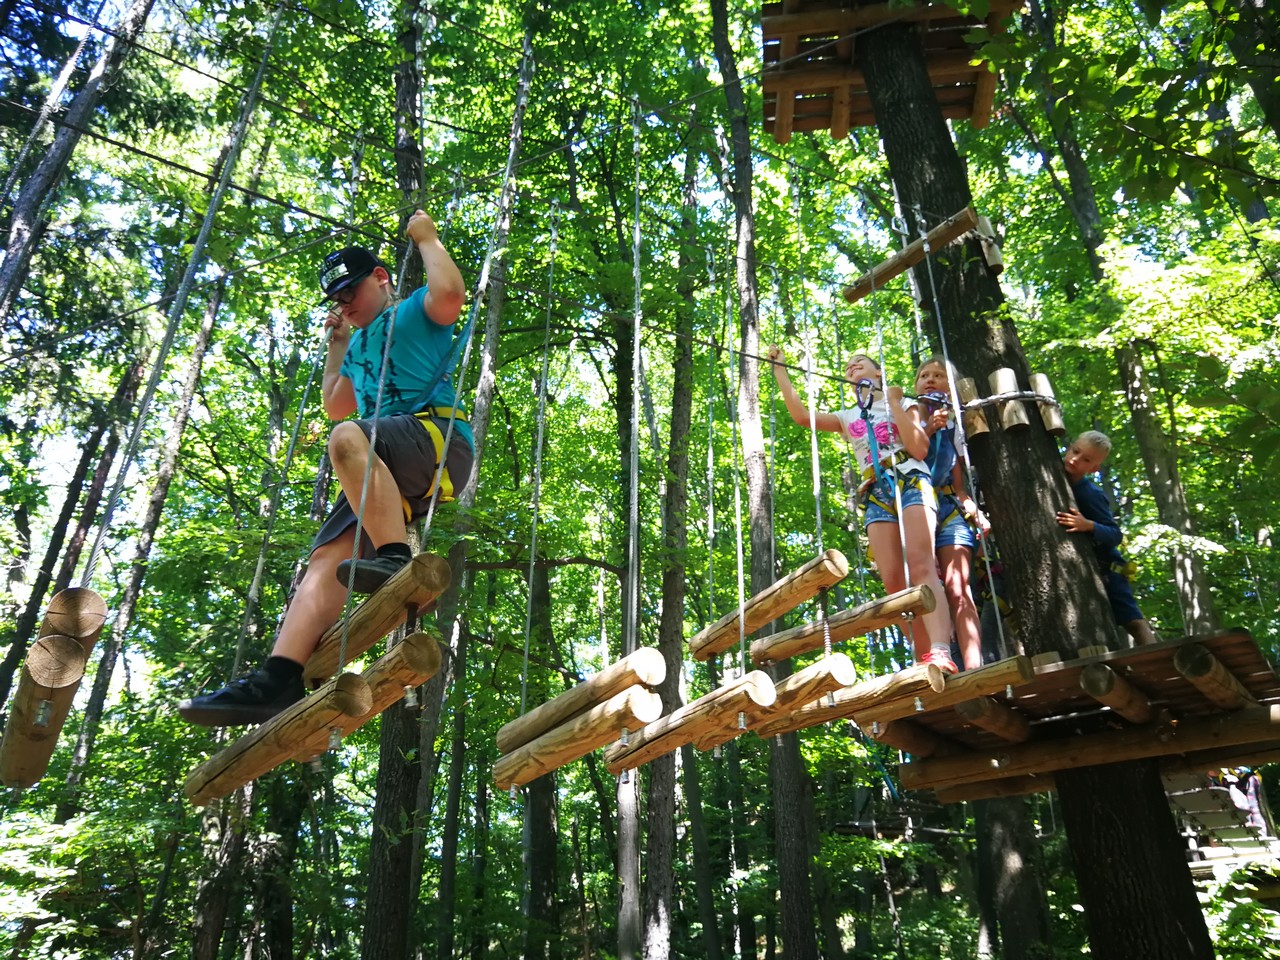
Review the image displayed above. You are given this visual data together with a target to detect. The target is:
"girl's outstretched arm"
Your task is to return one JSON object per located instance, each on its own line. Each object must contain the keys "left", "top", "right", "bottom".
{"left": 767, "top": 346, "right": 844, "bottom": 434}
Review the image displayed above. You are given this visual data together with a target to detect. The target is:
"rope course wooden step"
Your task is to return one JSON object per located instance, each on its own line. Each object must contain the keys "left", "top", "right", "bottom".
{"left": 0, "top": 589, "right": 108, "bottom": 789}
{"left": 605, "top": 671, "right": 777, "bottom": 774}
{"left": 303, "top": 552, "right": 450, "bottom": 684}
{"left": 841, "top": 208, "right": 978, "bottom": 305}
{"left": 491, "top": 648, "right": 667, "bottom": 790}
{"left": 750, "top": 584, "right": 935, "bottom": 665}
{"left": 761, "top": 0, "right": 1021, "bottom": 143}
{"left": 688, "top": 549, "right": 848, "bottom": 661}
{"left": 884, "top": 631, "right": 1280, "bottom": 802}
{"left": 186, "top": 631, "right": 444, "bottom": 805}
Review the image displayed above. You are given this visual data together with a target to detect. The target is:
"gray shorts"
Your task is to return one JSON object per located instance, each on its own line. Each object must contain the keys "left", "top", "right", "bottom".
{"left": 311, "top": 413, "right": 474, "bottom": 556}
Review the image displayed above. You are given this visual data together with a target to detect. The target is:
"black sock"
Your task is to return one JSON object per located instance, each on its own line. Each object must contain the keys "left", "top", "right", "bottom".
{"left": 376, "top": 542, "right": 413, "bottom": 563}
{"left": 264, "top": 656, "right": 303, "bottom": 684}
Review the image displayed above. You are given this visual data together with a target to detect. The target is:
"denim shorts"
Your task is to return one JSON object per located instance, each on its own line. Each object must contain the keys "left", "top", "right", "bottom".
{"left": 863, "top": 470, "right": 936, "bottom": 526}
{"left": 935, "top": 496, "right": 977, "bottom": 550}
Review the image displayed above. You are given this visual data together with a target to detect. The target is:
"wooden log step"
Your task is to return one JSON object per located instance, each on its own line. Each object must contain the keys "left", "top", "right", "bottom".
{"left": 493, "top": 684, "right": 664, "bottom": 790}
{"left": 1079, "top": 663, "right": 1153, "bottom": 724}
{"left": 303, "top": 552, "right": 450, "bottom": 683}
{"left": 865, "top": 718, "right": 954, "bottom": 758}
{"left": 1174, "top": 643, "right": 1257, "bottom": 711}
{"left": 954, "top": 696, "right": 1032, "bottom": 743}
{"left": 186, "top": 674, "right": 372, "bottom": 806}
{"left": 901, "top": 705, "right": 1280, "bottom": 794}
{"left": 688, "top": 550, "right": 848, "bottom": 661}
{"left": 750, "top": 585, "right": 935, "bottom": 666}
{"left": 496, "top": 647, "right": 666, "bottom": 756}
{"left": 0, "top": 588, "right": 108, "bottom": 790}
{"left": 604, "top": 672, "right": 776, "bottom": 774}
{"left": 291, "top": 632, "right": 441, "bottom": 763}
{"left": 842, "top": 208, "right": 977, "bottom": 304}
{"left": 754, "top": 662, "right": 945, "bottom": 739}
{"left": 852, "top": 655, "right": 1034, "bottom": 726}
{"left": 743, "top": 654, "right": 859, "bottom": 739}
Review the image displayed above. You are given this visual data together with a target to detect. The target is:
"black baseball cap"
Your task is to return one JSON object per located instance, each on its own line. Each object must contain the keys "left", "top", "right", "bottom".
{"left": 319, "top": 246, "right": 388, "bottom": 298}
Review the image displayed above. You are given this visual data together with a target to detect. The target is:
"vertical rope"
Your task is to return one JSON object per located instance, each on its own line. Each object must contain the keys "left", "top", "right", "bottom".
{"left": 79, "top": 0, "right": 287, "bottom": 588}
{"left": 621, "top": 97, "right": 643, "bottom": 669}
{"left": 518, "top": 203, "right": 559, "bottom": 718}
{"left": 727, "top": 343, "right": 748, "bottom": 681}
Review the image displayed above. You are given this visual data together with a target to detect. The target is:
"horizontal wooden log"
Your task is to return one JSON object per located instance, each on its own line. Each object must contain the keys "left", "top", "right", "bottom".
{"left": 604, "top": 672, "right": 776, "bottom": 774}
{"left": 0, "top": 635, "right": 92, "bottom": 790}
{"left": 754, "top": 662, "right": 945, "bottom": 739}
{"left": 1174, "top": 643, "right": 1256, "bottom": 711}
{"left": 1080, "top": 663, "right": 1153, "bottom": 724}
{"left": 954, "top": 696, "right": 1032, "bottom": 743}
{"left": 901, "top": 705, "right": 1280, "bottom": 794}
{"left": 689, "top": 550, "right": 848, "bottom": 661}
{"left": 750, "top": 585, "right": 935, "bottom": 665}
{"left": 934, "top": 774, "right": 1055, "bottom": 804}
{"left": 866, "top": 718, "right": 952, "bottom": 758}
{"left": 763, "top": 52, "right": 975, "bottom": 95}
{"left": 724, "top": 655, "right": 860, "bottom": 749}
{"left": 761, "top": 0, "right": 1019, "bottom": 39}
{"left": 852, "top": 655, "right": 1034, "bottom": 726}
{"left": 493, "top": 685, "right": 664, "bottom": 790}
{"left": 843, "top": 208, "right": 977, "bottom": 304}
{"left": 186, "top": 674, "right": 372, "bottom": 806}
{"left": 496, "top": 647, "right": 666, "bottom": 755}
{"left": 304, "top": 552, "right": 450, "bottom": 683}
{"left": 291, "top": 632, "right": 441, "bottom": 762}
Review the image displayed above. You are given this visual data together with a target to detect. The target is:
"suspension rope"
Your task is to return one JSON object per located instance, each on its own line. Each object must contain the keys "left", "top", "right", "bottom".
{"left": 622, "top": 96, "right": 643, "bottom": 665}
{"left": 78, "top": 0, "right": 285, "bottom": 589}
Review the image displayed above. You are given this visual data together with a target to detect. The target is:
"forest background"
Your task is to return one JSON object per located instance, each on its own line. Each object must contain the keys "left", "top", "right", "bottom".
{"left": 0, "top": 0, "right": 1278, "bottom": 958}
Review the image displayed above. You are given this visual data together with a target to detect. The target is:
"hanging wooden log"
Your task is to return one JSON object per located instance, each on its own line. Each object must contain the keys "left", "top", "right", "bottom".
{"left": 186, "top": 674, "right": 372, "bottom": 806}
{"left": 688, "top": 550, "right": 848, "bottom": 661}
{"left": 1173, "top": 643, "right": 1256, "bottom": 711}
{"left": 604, "top": 671, "right": 776, "bottom": 774}
{"left": 707, "top": 655, "right": 859, "bottom": 750}
{"left": 750, "top": 585, "right": 934, "bottom": 665}
{"left": 1079, "top": 663, "right": 1153, "bottom": 724}
{"left": 987, "top": 368, "right": 1030, "bottom": 431}
{"left": 852, "top": 655, "right": 1034, "bottom": 727}
{"left": 956, "top": 377, "right": 990, "bottom": 440}
{"left": 496, "top": 647, "right": 666, "bottom": 755}
{"left": 493, "top": 685, "right": 664, "bottom": 790}
{"left": 865, "top": 718, "right": 954, "bottom": 758}
{"left": 0, "top": 588, "right": 108, "bottom": 789}
{"left": 291, "top": 632, "right": 441, "bottom": 762}
{"left": 754, "top": 662, "right": 945, "bottom": 739}
{"left": 842, "top": 207, "right": 978, "bottom": 304}
{"left": 1028, "top": 373, "right": 1065, "bottom": 435}
{"left": 900, "top": 705, "right": 1280, "bottom": 794}
{"left": 954, "top": 697, "right": 1033, "bottom": 743}
{"left": 303, "top": 552, "right": 450, "bottom": 684}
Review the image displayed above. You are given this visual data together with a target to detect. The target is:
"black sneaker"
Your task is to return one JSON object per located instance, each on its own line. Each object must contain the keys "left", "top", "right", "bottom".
{"left": 178, "top": 668, "right": 305, "bottom": 727}
{"left": 336, "top": 554, "right": 410, "bottom": 594}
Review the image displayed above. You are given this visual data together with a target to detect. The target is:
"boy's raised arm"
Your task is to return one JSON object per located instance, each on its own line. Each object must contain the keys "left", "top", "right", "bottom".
{"left": 407, "top": 209, "right": 466, "bottom": 327}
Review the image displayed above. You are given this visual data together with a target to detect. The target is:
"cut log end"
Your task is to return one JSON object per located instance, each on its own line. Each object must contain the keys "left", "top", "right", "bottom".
{"left": 42, "top": 588, "right": 108, "bottom": 642}
{"left": 24, "top": 635, "right": 89, "bottom": 689}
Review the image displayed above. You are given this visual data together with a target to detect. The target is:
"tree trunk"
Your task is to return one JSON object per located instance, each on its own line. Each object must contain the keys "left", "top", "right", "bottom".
{"left": 1222, "top": 0, "right": 1280, "bottom": 145}
{"left": 857, "top": 20, "right": 1212, "bottom": 959}
{"left": 679, "top": 744, "right": 723, "bottom": 960}
{"left": 468, "top": 760, "right": 491, "bottom": 960}
{"left": 435, "top": 602, "right": 469, "bottom": 960}
{"left": 974, "top": 798, "right": 1053, "bottom": 959}
{"left": 192, "top": 789, "right": 254, "bottom": 960}
{"left": 256, "top": 774, "right": 306, "bottom": 960}
{"left": 523, "top": 567, "right": 559, "bottom": 960}
{"left": 0, "top": 0, "right": 156, "bottom": 322}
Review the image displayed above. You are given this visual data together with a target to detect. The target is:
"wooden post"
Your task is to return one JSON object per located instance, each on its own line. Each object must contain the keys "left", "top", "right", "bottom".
{"left": 688, "top": 550, "right": 848, "bottom": 661}
{"left": 852, "top": 656, "right": 1034, "bottom": 726}
{"left": 754, "top": 662, "right": 945, "bottom": 739}
{"left": 955, "top": 377, "right": 989, "bottom": 440}
{"left": 186, "top": 673, "right": 372, "bottom": 806}
{"left": 866, "top": 718, "right": 952, "bottom": 758}
{"left": 1173, "top": 643, "right": 1256, "bottom": 711}
{"left": 1028, "top": 373, "right": 1065, "bottom": 435}
{"left": 975, "top": 215, "right": 1003, "bottom": 272}
{"left": 492, "top": 685, "right": 664, "bottom": 790}
{"left": 749, "top": 585, "right": 934, "bottom": 665}
{"left": 291, "top": 632, "right": 441, "bottom": 762}
{"left": 1079, "top": 663, "right": 1153, "bottom": 724}
{"left": 842, "top": 207, "right": 978, "bottom": 304}
{"left": 496, "top": 647, "right": 666, "bottom": 755}
{"left": 303, "top": 552, "right": 450, "bottom": 683}
{"left": 987, "top": 368, "right": 1030, "bottom": 431}
{"left": 604, "top": 671, "right": 776, "bottom": 774}
{"left": 954, "top": 696, "right": 1032, "bottom": 742}
{"left": 900, "top": 705, "right": 1280, "bottom": 793}
{"left": 0, "top": 588, "right": 108, "bottom": 789}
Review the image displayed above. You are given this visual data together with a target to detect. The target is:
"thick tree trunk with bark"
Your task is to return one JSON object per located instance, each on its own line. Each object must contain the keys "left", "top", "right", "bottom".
{"left": 192, "top": 789, "right": 254, "bottom": 960}
{"left": 974, "top": 798, "right": 1053, "bottom": 959}
{"left": 0, "top": 0, "right": 156, "bottom": 322}
{"left": 257, "top": 774, "right": 307, "bottom": 960}
{"left": 679, "top": 744, "right": 724, "bottom": 960}
{"left": 857, "top": 22, "right": 1212, "bottom": 959}
{"left": 435, "top": 608, "right": 469, "bottom": 960}
{"left": 522, "top": 565, "right": 559, "bottom": 960}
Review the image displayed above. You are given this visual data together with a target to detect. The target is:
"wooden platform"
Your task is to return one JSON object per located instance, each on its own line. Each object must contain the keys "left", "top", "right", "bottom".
{"left": 761, "top": 0, "right": 1021, "bottom": 143}
{"left": 873, "top": 632, "right": 1280, "bottom": 801}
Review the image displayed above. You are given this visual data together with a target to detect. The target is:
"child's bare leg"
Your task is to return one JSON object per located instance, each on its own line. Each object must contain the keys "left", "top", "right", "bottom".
{"left": 1126, "top": 618, "right": 1157, "bottom": 646}
{"left": 328, "top": 421, "right": 408, "bottom": 548}
{"left": 270, "top": 531, "right": 355, "bottom": 665}
{"left": 866, "top": 522, "right": 907, "bottom": 595}
{"left": 901, "top": 503, "right": 951, "bottom": 661}
{"left": 939, "top": 544, "right": 981, "bottom": 670}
